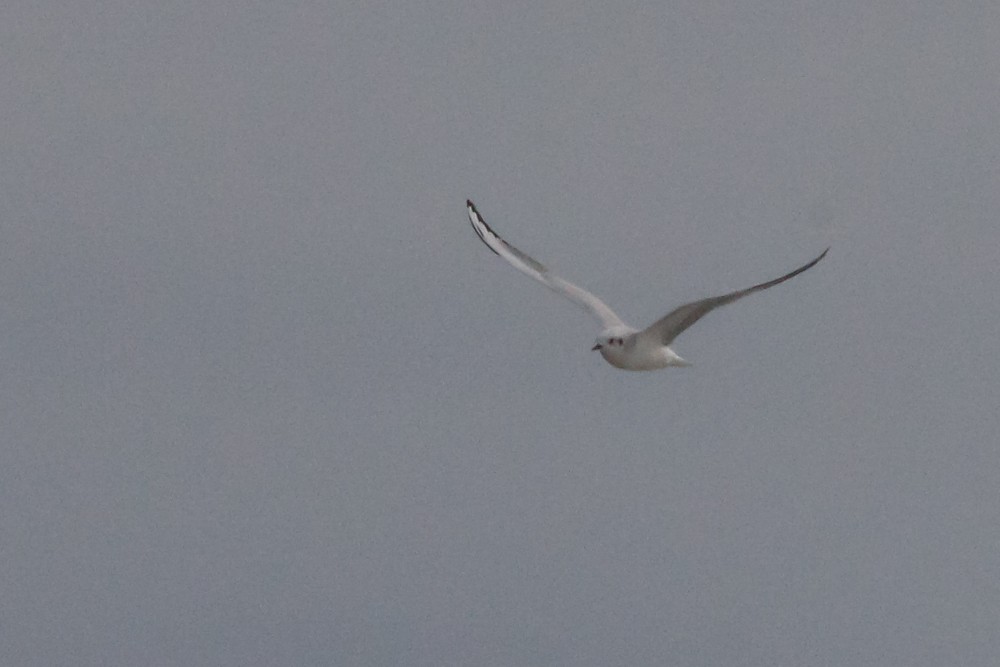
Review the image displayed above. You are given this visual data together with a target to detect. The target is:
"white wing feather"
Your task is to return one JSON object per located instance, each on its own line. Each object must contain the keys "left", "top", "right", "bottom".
{"left": 467, "top": 200, "right": 625, "bottom": 329}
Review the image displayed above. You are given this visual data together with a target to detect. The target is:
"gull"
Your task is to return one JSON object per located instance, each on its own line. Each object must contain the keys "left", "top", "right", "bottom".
{"left": 467, "top": 199, "right": 827, "bottom": 371}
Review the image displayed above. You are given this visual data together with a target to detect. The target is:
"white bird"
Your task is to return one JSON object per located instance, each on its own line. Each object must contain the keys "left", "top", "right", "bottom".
{"left": 467, "top": 200, "right": 827, "bottom": 371}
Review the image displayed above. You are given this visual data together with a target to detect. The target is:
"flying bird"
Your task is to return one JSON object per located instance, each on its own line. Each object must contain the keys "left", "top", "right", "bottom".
{"left": 467, "top": 199, "right": 827, "bottom": 371}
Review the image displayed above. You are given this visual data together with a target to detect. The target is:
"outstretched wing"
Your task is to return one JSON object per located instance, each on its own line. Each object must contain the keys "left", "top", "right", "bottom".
{"left": 467, "top": 200, "right": 625, "bottom": 329}
{"left": 638, "top": 248, "right": 828, "bottom": 346}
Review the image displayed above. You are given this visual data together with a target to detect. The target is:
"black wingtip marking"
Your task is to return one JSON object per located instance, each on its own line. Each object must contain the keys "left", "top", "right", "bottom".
{"left": 465, "top": 200, "right": 550, "bottom": 274}
{"left": 466, "top": 199, "right": 501, "bottom": 257}
{"left": 466, "top": 200, "right": 483, "bottom": 224}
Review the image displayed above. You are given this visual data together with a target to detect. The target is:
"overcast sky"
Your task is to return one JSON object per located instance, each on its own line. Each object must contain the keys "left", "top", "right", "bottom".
{"left": 2, "top": 2, "right": 999, "bottom": 665}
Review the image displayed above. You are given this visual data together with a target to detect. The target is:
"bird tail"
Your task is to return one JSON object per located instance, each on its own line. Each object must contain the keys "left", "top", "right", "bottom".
{"left": 666, "top": 350, "right": 692, "bottom": 367}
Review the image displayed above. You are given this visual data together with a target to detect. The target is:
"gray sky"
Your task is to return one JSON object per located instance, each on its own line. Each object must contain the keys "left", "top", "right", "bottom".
{"left": 2, "top": 1, "right": 999, "bottom": 665}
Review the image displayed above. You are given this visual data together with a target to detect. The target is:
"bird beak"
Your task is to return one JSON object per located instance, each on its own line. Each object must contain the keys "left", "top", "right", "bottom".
{"left": 591, "top": 344, "right": 602, "bottom": 351}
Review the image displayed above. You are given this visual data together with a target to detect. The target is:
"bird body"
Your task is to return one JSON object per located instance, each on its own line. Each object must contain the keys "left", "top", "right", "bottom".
{"left": 591, "top": 326, "right": 692, "bottom": 370}
{"left": 467, "top": 200, "right": 826, "bottom": 371}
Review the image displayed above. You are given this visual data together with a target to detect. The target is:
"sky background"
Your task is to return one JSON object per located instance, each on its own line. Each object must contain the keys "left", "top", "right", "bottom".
{"left": 2, "top": 2, "right": 999, "bottom": 665}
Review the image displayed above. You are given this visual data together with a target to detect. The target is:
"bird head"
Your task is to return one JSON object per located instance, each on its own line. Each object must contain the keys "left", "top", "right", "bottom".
{"left": 592, "top": 328, "right": 631, "bottom": 352}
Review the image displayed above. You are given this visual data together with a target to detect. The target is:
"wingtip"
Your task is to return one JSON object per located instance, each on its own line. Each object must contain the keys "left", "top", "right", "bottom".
{"left": 467, "top": 199, "right": 502, "bottom": 257}
{"left": 803, "top": 247, "right": 829, "bottom": 272}
{"left": 466, "top": 200, "right": 484, "bottom": 224}
{"left": 467, "top": 199, "right": 483, "bottom": 221}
